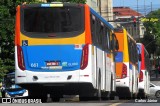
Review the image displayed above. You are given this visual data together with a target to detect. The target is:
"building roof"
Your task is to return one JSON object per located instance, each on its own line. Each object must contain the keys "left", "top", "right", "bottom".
{"left": 113, "top": 7, "right": 143, "bottom": 17}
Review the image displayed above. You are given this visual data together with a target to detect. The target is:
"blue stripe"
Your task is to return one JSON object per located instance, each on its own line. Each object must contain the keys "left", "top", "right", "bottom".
{"left": 22, "top": 45, "right": 83, "bottom": 72}
{"left": 137, "top": 44, "right": 142, "bottom": 54}
{"left": 129, "top": 64, "right": 132, "bottom": 70}
{"left": 137, "top": 44, "right": 141, "bottom": 73}
{"left": 115, "top": 52, "right": 123, "bottom": 62}
{"left": 90, "top": 8, "right": 114, "bottom": 30}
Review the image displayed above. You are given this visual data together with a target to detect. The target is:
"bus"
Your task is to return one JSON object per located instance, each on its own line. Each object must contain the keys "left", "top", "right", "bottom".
{"left": 137, "top": 43, "right": 150, "bottom": 98}
{"left": 1, "top": 72, "right": 28, "bottom": 98}
{"left": 114, "top": 27, "right": 139, "bottom": 99}
{"left": 15, "top": 2, "right": 119, "bottom": 101}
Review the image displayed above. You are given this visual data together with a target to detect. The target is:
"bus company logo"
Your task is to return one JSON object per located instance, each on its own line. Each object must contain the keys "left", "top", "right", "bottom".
{"left": 2, "top": 98, "right": 11, "bottom": 103}
{"left": 62, "top": 62, "right": 67, "bottom": 66}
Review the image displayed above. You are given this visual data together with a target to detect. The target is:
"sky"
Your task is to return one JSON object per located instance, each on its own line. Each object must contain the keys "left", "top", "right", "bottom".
{"left": 113, "top": 0, "right": 160, "bottom": 14}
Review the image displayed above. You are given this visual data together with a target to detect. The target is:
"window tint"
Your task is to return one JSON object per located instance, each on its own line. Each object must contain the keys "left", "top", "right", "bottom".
{"left": 90, "top": 14, "right": 111, "bottom": 51}
{"left": 21, "top": 6, "right": 84, "bottom": 38}
{"left": 128, "top": 37, "right": 138, "bottom": 64}
{"left": 90, "top": 14, "right": 96, "bottom": 44}
{"left": 103, "top": 27, "right": 110, "bottom": 51}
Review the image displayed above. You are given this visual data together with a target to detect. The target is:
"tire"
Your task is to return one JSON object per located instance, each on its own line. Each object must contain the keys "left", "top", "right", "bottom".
{"left": 79, "top": 96, "right": 89, "bottom": 101}
{"left": 97, "top": 70, "right": 102, "bottom": 101}
{"left": 28, "top": 90, "right": 47, "bottom": 103}
{"left": 155, "top": 90, "right": 160, "bottom": 98}
{"left": 51, "top": 97, "right": 60, "bottom": 102}
{"left": 51, "top": 93, "right": 62, "bottom": 102}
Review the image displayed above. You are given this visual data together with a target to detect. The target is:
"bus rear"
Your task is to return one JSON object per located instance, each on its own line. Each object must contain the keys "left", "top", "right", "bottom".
{"left": 15, "top": 3, "right": 92, "bottom": 99}
{"left": 114, "top": 28, "right": 129, "bottom": 84}
{"left": 137, "top": 43, "right": 150, "bottom": 98}
{"left": 114, "top": 28, "right": 139, "bottom": 99}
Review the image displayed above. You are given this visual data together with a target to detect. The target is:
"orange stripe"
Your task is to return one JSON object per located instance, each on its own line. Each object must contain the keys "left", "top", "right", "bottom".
{"left": 115, "top": 32, "right": 124, "bottom": 52}
{"left": 84, "top": 4, "right": 92, "bottom": 44}
{"left": 15, "top": 5, "right": 20, "bottom": 46}
{"left": 116, "top": 63, "right": 123, "bottom": 78}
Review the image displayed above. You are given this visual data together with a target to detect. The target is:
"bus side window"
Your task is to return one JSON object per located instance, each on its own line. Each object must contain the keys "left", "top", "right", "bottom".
{"left": 133, "top": 44, "right": 138, "bottom": 64}
{"left": 102, "top": 26, "right": 110, "bottom": 51}
{"left": 112, "top": 33, "right": 119, "bottom": 51}
{"left": 96, "top": 19, "right": 103, "bottom": 49}
{"left": 99, "top": 23, "right": 105, "bottom": 50}
{"left": 90, "top": 14, "right": 97, "bottom": 45}
{"left": 128, "top": 37, "right": 133, "bottom": 63}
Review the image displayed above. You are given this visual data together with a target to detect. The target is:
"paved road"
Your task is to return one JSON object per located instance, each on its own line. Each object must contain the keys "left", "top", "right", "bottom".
{"left": 1, "top": 72, "right": 160, "bottom": 106}
{"left": 0, "top": 97, "right": 160, "bottom": 106}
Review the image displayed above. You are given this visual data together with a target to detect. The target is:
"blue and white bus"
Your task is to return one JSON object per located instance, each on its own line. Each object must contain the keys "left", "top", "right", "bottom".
{"left": 15, "top": 2, "right": 118, "bottom": 101}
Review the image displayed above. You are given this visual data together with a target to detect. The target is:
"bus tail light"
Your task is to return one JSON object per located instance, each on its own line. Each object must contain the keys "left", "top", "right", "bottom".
{"left": 17, "top": 45, "right": 25, "bottom": 70}
{"left": 80, "top": 44, "right": 89, "bottom": 70}
{"left": 139, "top": 70, "right": 143, "bottom": 82}
{"left": 122, "top": 63, "right": 127, "bottom": 78}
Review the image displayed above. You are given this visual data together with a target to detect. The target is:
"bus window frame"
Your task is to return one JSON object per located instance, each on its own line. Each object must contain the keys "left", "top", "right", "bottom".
{"left": 90, "top": 13, "right": 111, "bottom": 52}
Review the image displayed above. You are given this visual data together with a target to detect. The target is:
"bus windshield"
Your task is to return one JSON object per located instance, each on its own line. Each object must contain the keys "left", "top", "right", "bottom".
{"left": 21, "top": 6, "right": 84, "bottom": 38}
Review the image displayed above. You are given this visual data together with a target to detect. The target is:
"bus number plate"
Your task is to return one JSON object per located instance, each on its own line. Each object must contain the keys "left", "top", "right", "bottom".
{"left": 46, "top": 61, "right": 60, "bottom": 66}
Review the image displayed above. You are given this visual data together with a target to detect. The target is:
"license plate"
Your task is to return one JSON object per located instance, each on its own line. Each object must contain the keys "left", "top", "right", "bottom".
{"left": 46, "top": 61, "right": 60, "bottom": 66}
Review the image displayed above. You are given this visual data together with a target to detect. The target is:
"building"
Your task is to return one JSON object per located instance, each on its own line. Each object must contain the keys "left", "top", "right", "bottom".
{"left": 113, "top": 7, "right": 145, "bottom": 40}
{"left": 86, "top": 0, "right": 113, "bottom": 21}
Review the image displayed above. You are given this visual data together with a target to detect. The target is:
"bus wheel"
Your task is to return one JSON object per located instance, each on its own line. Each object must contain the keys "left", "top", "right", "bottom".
{"left": 97, "top": 70, "right": 101, "bottom": 101}
{"left": 51, "top": 94, "right": 62, "bottom": 102}
{"left": 79, "top": 95, "right": 89, "bottom": 101}
{"left": 51, "top": 97, "right": 61, "bottom": 102}
{"left": 28, "top": 90, "right": 47, "bottom": 103}
{"left": 126, "top": 92, "right": 133, "bottom": 100}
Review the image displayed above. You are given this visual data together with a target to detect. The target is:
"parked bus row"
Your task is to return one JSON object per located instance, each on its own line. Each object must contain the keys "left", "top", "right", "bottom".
{"left": 114, "top": 28, "right": 150, "bottom": 99}
{"left": 14, "top": 2, "right": 150, "bottom": 101}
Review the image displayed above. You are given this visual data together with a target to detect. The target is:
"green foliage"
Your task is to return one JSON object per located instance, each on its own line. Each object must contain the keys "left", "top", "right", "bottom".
{"left": 142, "top": 9, "right": 160, "bottom": 55}
{"left": 0, "top": 0, "right": 15, "bottom": 80}
{"left": 0, "top": 0, "right": 39, "bottom": 81}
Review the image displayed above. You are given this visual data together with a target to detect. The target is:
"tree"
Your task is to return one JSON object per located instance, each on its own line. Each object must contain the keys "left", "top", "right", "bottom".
{"left": 0, "top": 0, "right": 39, "bottom": 81}
{"left": 141, "top": 9, "right": 160, "bottom": 56}
{"left": 0, "top": 0, "right": 15, "bottom": 80}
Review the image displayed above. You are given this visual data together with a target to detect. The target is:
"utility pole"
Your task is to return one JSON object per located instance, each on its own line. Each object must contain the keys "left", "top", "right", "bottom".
{"left": 151, "top": 2, "right": 152, "bottom": 12}
{"left": 144, "top": 0, "right": 146, "bottom": 15}
{"left": 98, "top": 0, "right": 101, "bottom": 16}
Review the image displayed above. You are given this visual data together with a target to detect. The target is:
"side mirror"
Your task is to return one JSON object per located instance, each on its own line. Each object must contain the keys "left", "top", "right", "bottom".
{"left": 115, "top": 39, "right": 119, "bottom": 51}
{"left": 111, "top": 34, "right": 119, "bottom": 51}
